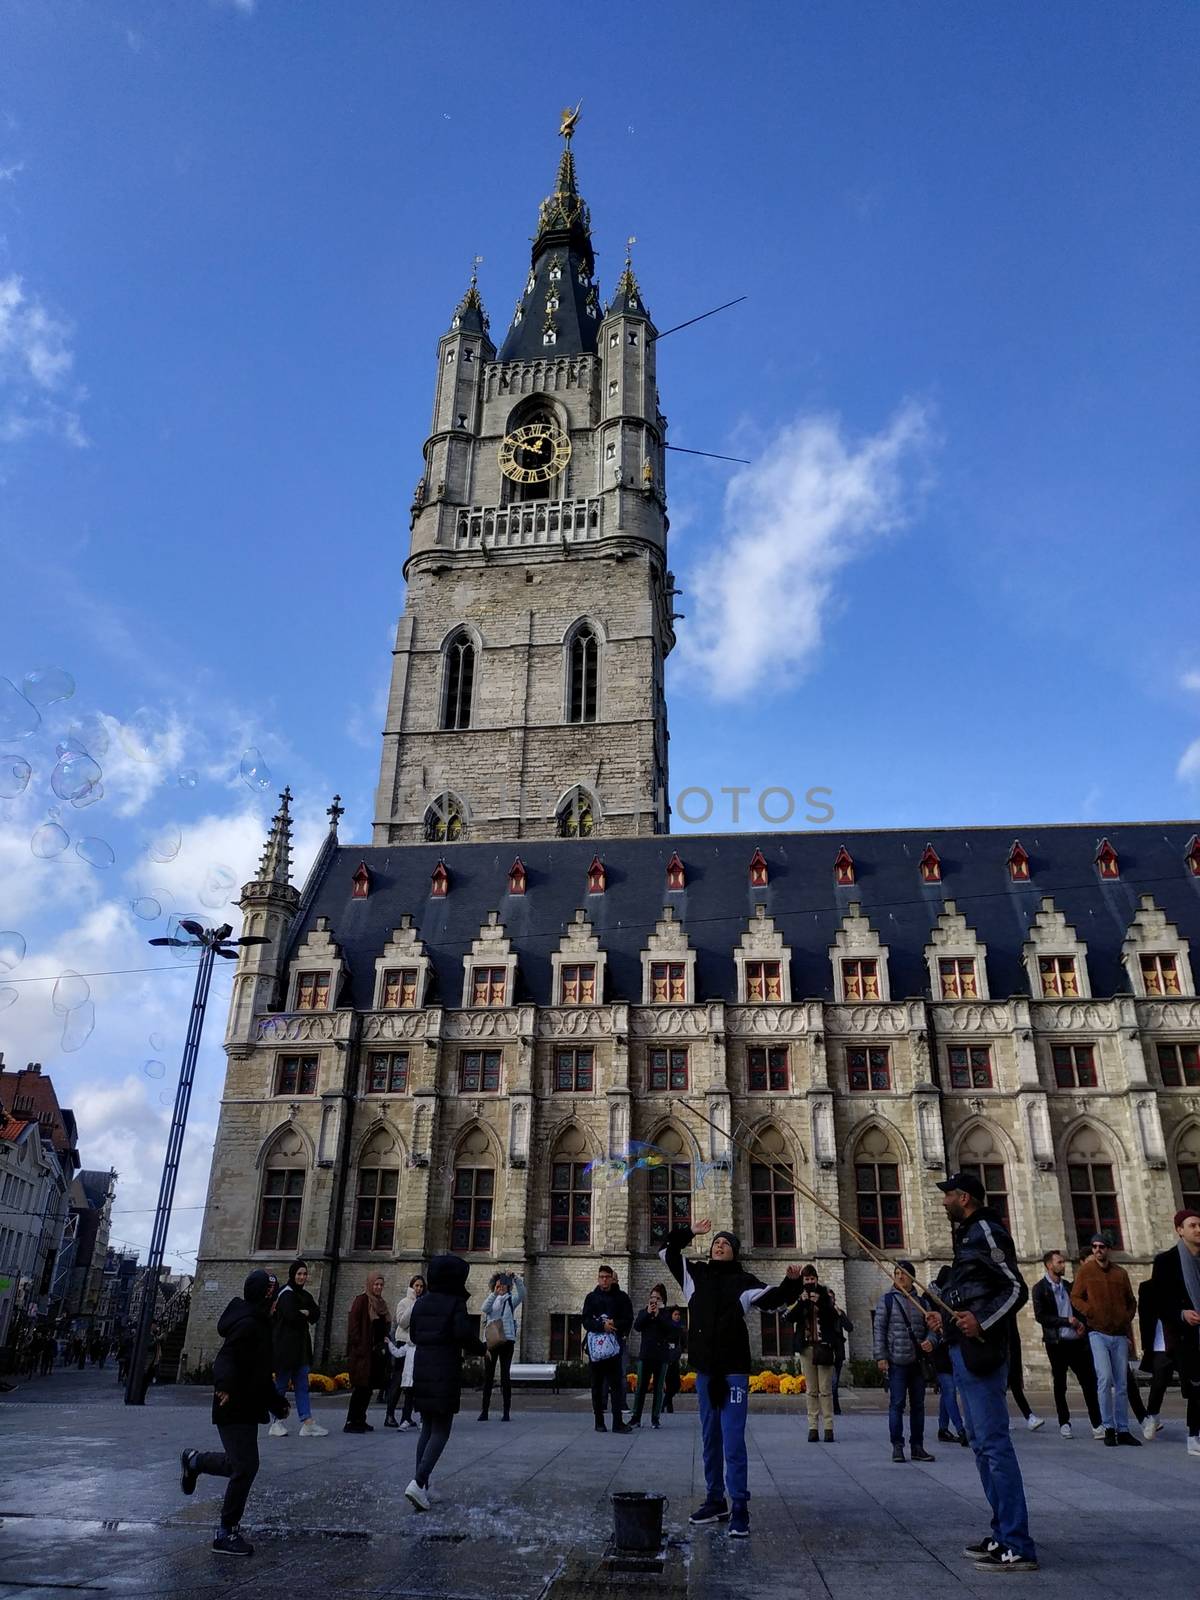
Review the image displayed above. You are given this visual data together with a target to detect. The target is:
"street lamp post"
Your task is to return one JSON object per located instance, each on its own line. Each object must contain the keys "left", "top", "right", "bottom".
{"left": 124, "top": 919, "right": 267, "bottom": 1406}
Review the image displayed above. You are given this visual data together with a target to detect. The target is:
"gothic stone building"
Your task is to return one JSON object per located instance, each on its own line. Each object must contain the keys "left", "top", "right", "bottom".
{"left": 184, "top": 125, "right": 1200, "bottom": 1377}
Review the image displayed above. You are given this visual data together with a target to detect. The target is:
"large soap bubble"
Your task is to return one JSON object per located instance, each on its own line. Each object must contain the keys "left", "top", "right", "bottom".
{"left": 118, "top": 706, "right": 168, "bottom": 764}
{"left": 31, "top": 821, "right": 70, "bottom": 859}
{"left": 0, "top": 758, "right": 32, "bottom": 798}
{"left": 51, "top": 750, "right": 103, "bottom": 804}
{"left": 52, "top": 970, "right": 90, "bottom": 1014}
{"left": 239, "top": 748, "right": 271, "bottom": 791}
{"left": 146, "top": 825, "right": 181, "bottom": 863}
{"left": 65, "top": 715, "right": 109, "bottom": 757}
{"left": 0, "top": 986, "right": 17, "bottom": 1010}
{"left": 199, "top": 863, "right": 237, "bottom": 909}
{"left": 22, "top": 667, "right": 75, "bottom": 709}
{"left": 149, "top": 1031, "right": 165, "bottom": 1051}
{"left": 70, "top": 781, "right": 104, "bottom": 809}
{"left": 61, "top": 1000, "right": 95, "bottom": 1052}
{"left": 177, "top": 768, "right": 198, "bottom": 789}
{"left": 0, "top": 931, "right": 25, "bottom": 972}
{"left": 0, "top": 678, "right": 40, "bottom": 742}
{"left": 143, "top": 1059, "right": 165, "bottom": 1080}
{"left": 130, "top": 896, "right": 162, "bottom": 921}
{"left": 76, "top": 836, "right": 115, "bottom": 869}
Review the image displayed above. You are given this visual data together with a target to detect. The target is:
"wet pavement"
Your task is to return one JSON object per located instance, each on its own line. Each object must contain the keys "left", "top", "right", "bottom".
{"left": 1, "top": 1366, "right": 1197, "bottom": 1597}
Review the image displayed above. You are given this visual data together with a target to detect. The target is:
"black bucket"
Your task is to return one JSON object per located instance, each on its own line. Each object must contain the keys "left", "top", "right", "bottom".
{"left": 611, "top": 1491, "right": 668, "bottom": 1551}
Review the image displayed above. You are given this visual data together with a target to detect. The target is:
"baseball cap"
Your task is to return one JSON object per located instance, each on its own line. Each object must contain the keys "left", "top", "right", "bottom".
{"left": 936, "top": 1171, "right": 986, "bottom": 1203}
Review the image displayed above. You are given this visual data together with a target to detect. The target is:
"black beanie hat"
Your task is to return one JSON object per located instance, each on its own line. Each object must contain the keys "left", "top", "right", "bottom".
{"left": 711, "top": 1230, "right": 741, "bottom": 1258}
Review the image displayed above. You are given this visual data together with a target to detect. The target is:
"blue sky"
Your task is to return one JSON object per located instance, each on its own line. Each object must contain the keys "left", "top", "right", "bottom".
{"left": 0, "top": 1, "right": 1197, "bottom": 1268}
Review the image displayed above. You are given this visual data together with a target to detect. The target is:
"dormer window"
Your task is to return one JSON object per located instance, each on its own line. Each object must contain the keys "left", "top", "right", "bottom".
{"left": 507, "top": 858, "right": 527, "bottom": 896}
{"left": 587, "top": 856, "right": 606, "bottom": 894}
{"left": 351, "top": 862, "right": 370, "bottom": 899}
{"left": 745, "top": 960, "right": 783, "bottom": 1002}
{"left": 1008, "top": 840, "right": 1031, "bottom": 882}
{"left": 547, "top": 295, "right": 559, "bottom": 312}
{"left": 842, "top": 958, "right": 879, "bottom": 1001}
{"left": 749, "top": 849, "right": 768, "bottom": 887}
{"left": 471, "top": 967, "right": 507, "bottom": 1007}
{"left": 543, "top": 329, "right": 557, "bottom": 346}
{"left": 1039, "top": 956, "right": 1079, "bottom": 998}
{"left": 666, "top": 853, "right": 685, "bottom": 891}
{"left": 431, "top": 861, "right": 449, "bottom": 898}
{"left": 919, "top": 844, "right": 941, "bottom": 883}
{"left": 1095, "top": 838, "right": 1119, "bottom": 879}
{"left": 561, "top": 963, "right": 596, "bottom": 1005}
{"left": 1187, "top": 836, "right": 1200, "bottom": 877}
{"left": 295, "top": 972, "right": 330, "bottom": 1011}
{"left": 382, "top": 969, "right": 419, "bottom": 1010}
{"left": 1141, "top": 954, "right": 1182, "bottom": 997}
{"left": 834, "top": 845, "right": 855, "bottom": 886}
{"left": 549, "top": 262, "right": 562, "bottom": 283}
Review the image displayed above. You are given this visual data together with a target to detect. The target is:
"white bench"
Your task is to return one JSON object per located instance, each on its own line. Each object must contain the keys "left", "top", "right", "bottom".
{"left": 509, "top": 1362, "right": 559, "bottom": 1392}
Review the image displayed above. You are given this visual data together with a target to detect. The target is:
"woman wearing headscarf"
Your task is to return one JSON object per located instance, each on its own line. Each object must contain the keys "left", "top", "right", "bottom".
{"left": 178, "top": 1269, "right": 290, "bottom": 1558}
{"left": 385, "top": 1275, "right": 425, "bottom": 1430}
{"left": 269, "top": 1259, "right": 327, "bottom": 1438}
{"left": 404, "top": 1253, "right": 485, "bottom": 1511}
{"left": 344, "top": 1271, "right": 389, "bottom": 1433}
{"left": 662, "top": 1220, "right": 801, "bottom": 1538}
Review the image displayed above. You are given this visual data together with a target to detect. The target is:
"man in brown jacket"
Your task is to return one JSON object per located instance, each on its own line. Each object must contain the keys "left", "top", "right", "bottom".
{"left": 1071, "top": 1234, "right": 1141, "bottom": 1447}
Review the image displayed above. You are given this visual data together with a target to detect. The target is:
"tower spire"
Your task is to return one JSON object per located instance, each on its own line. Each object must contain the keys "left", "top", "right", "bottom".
{"left": 608, "top": 234, "right": 651, "bottom": 322}
{"left": 450, "top": 255, "right": 489, "bottom": 335}
{"left": 257, "top": 787, "right": 294, "bottom": 888}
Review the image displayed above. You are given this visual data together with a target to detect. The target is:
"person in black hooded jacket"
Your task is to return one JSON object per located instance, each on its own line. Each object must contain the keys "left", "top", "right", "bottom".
{"left": 662, "top": 1221, "right": 801, "bottom": 1538}
{"left": 178, "top": 1269, "right": 289, "bottom": 1558}
{"left": 270, "top": 1258, "right": 326, "bottom": 1438}
{"left": 403, "top": 1254, "right": 485, "bottom": 1512}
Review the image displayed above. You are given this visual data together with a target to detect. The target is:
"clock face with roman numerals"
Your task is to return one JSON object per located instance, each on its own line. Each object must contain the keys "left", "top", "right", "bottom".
{"left": 498, "top": 421, "right": 572, "bottom": 484}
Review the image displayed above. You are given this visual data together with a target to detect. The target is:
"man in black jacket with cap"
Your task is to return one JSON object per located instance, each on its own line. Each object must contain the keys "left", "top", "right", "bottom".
{"left": 925, "top": 1172, "right": 1037, "bottom": 1575}
{"left": 178, "top": 1269, "right": 289, "bottom": 1557}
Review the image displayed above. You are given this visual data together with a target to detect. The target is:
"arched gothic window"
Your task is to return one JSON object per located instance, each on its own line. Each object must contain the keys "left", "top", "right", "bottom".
{"left": 549, "top": 1126, "right": 592, "bottom": 1246}
{"left": 256, "top": 1128, "right": 306, "bottom": 1252}
{"left": 956, "top": 1125, "right": 1010, "bottom": 1226}
{"left": 442, "top": 631, "right": 475, "bottom": 730}
{"left": 1065, "top": 1126, "right": 1122, "bottom": 1251}
{"left": 451, "top": 1127, "right": 494, "bottom": 1253}
{"left": 854, "top": 1126, "right": 904, "bottom": 1250}
{"left": 648, "top": 1126, "right": 691, "bottom": 1246}
{"left": 567, "top": 625, "right": 599, "bottom": 723}
{"left": 1175, "top": 1125, "right": 1200, "bottom": 1214}
{"left": 749, "top": 1126, "right": 795, "bottom": 1248}
{"left": 557, "top": 788, "right": 595, "bottom": 839}
{"left": 354, "top": 1128, "right": 401, "bottom": 1251}
{"left": 424, "top": 793, "right": 465, "bottom": 843}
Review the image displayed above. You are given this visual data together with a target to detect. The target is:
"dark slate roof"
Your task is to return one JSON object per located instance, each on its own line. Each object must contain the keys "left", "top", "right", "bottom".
{"left": 498, "top": 142, "right": 601, "bottom": 362}
{"left": 289, "top": 822, "right": 1200, "bottom": 1012}
{"left": 604, "top": 258, "right": 653, "bottom": 326}
{"left": 78, "top": 1169, "right": 111, "bottom": 1208}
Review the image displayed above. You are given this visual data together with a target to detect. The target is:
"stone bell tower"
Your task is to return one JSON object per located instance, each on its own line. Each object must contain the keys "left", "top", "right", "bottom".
{"left": 373, "top": 111, "right": 676, "bottom": 846}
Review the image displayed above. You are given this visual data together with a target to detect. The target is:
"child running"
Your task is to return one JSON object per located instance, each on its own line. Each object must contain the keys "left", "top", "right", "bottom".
{"left": 662, "top": 1219, "right": 801, "bottom": 1538}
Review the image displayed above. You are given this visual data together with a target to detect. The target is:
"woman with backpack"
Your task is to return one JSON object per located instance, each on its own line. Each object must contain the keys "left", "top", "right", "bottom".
{"left": 478, "top": 1271, "right": 525, "bottom": 1422}
{"left": 269, "top": 1259, "right": 327, "bottom": 1439}
{"left": 404, "top": 1253, "right": 485, "bottom": 1511}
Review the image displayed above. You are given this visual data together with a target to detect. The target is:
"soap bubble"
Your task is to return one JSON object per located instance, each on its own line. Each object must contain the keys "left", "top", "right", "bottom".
{"left": 165, "top": 912, "right": 204, "bottom": 959}
{"left": 585, "top": 1139, "right": 674, "bottom": 1188}
{"left": 177, "top": 768, "right": 198, "bottom": 788}
{"left": 0, "top": 931, "right": 25, "bottom": 972}
{"left": 0, "top": 757, "right": 32, "bottom": 798}
{"left": 66, "top": 715, "right": 109, "bottom": 757}
{"left": 158, "top": 1090, "right": 174, "bottom": 1106}
{"left": 130, "top": 896, "right": 162, "bottom": 921}
{"left": 31, "top": 821, "right": 70, "bottom": 859}
{"left": 22, "top": 667, "right": 75, "bottom": 709}
{"left": 56, "top": 737, "right": 87, "bottom": 757}
{"left": 61, "top": 1000, "right": 95, "bottom": 1052}
{"left": 199, "top": 863, "right": 237, "bottom": 909}
{"left": 239, "top": 748, "right": 271, "bottom": 791}
{"left": 0, "top": 987, "right": 17, "bottom": 1010}
{"left": 149, "top": 1031, "right": 165, "bottom": 1051}
{"left": 51, "top": 750, "right": 103, "bottom": 804}
{"left": 0, "top": 678, "right": 40, "bottom": 742}
{"left": 146, "top": 825, "right": 181, "bottom": 863}
{"left": 143, "top": 1059, "right": 165, "bottom": 1080}
{"left": 52, "top": 970, "right": 90, "bottom": 1013}
{"left": 76, "top": 836, "right": 115, "bottom": 869}
{"left": 71, "top": 781, "right": 104, "bottom": 809}
{"left": 118, "top": 706, "right": 168, "bottom": 763}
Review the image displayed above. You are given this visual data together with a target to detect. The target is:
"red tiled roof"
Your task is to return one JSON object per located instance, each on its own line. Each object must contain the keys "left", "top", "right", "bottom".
{"left": 0, "top": 1117, "right": 33, "bottom": 1142}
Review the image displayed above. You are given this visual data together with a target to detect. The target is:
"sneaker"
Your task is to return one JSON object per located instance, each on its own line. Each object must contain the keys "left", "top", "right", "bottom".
{"left": 404, "top": 1478, "right": 430, "bottom": 1512}
{"left": 397, "top": 1419, "right": 415, "bottom": 1432}
{"left": 594, "top": 1418, "right": 607, "bottom": 1432}
{"left": 910, "top": 1447, "right": 936, "bottom": 1463}
{"left": 728, "top": 1503, "right": 750, "bottom": 1538}
{"left": 963, "top": 1536, "right": 1000, "bottom": 1558}
{"left": 689, "top": 1498, "right": 730, "bottom": 1525}
{"left": 1059, "top": 1423, "right": 1073, "bottom": 1439}
{"left": 1187, "top": 1435, "right": 1200, "bottom": 1457}
{"left": 212, "top": 1529, "right": 254, "bottom": 1557}
{"left": 1103, "top": 1428, "right": 1118, "bottom": 1447}
{"left": 299, "top": 1419, "right": 328, "bottom": 1437}
{"left": 651, "top": 1418, "right": 661, "bottom": 1429}
{"left": 937, "top": 1428, "right": 956, "bottom": 1443}
{"left": 179, "top": 1449, "right": 199, "bottom": 1496}
{"left": 1093, "top": 1425, "right": 1106, "bottom": 1440}
{"left": 958, "top": 1433, "right": 970, "bottom": 1447}
{"left": 1142, "top": 1416, "right": 1159, "bottom": 1441}
{"left": 267, "top": 1420, "right": 288, "bottom": 1438}
{"left": 892, "top": 1445, "right": 906, "bottom": 1462}
{"left": 628, "top": 1416, "right": 642, "bottom": 1428}
{"left": 612, "top": 1421, "right": 633, "bottom": 1435}
{"left": 343, "top": 1422, "right": 369, "bottom": 1434}
{"left": 975, "top": 1547, "right": 1039, "bottom": 1573}
{"left": 1025, "top": 1413, "right": 1045, "bottom": 1431}
{"left": 477, "top": 1412, "right": 489, "bottom": 1422}
{"left": 1116, "top": 1431, "right": 1142, "bottom": 1447}
{"left": 384, "top": 1414, "right": 400, "bottom": 1429}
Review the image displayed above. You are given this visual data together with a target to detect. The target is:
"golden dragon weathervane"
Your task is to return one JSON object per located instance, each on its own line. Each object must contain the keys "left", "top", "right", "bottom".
{"left": 559, "top": 101, "right": 582, "bottom": 141}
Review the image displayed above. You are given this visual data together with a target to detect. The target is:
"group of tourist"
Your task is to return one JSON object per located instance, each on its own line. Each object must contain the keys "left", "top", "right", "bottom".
{"left": 176, "top": 1184, "right": 1200, "bottom": 1566}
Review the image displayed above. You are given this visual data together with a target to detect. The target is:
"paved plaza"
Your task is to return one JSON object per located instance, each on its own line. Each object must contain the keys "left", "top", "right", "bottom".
{"left": 0, "top": 1367, "right": 1196, "bottom": 1598}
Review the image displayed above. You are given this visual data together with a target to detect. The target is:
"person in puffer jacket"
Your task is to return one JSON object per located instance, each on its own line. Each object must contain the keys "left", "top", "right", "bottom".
{"left": 873, "top": 1261, "right": 938, "bottom": 1463}
{"left": 403, "top": 1254, "right": 485, "bottom": 1512}
{"left": 178, "top": 1270, "right": 289, "bottom": 1558}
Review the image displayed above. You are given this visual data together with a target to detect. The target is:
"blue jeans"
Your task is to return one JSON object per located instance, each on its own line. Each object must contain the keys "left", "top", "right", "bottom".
{"left": 937, "top": 1370, "right": 965, "bottom": 1435}
{"left": 275, "top": 1364, "right": 311, "bottom": 1422}
{"left": 696, "top": 1372, "right": 749, "bottom": 1505}
{"left": 951, "top": 1347, "right": 1035, "bottom": 1562}
{"left": 887, "top": 1361, "right": 925, "bottom": 1447}
{"left": 1088, "top": 1332, "right": 1129, "bottom": 1433}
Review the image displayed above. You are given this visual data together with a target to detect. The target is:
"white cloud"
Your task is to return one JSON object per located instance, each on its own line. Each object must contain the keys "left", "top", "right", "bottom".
{"left": 0, "top": 273, "right": 87, "bottom": 448}
{"left": 1178, "top": 739, "right": 1200, "bottom": 785}
{"left": 679, "top": 402, "right": 933, "bottom": 700}
{"left": 0, "top": 160, "right": 24, "bottom": 182}
{"left": 1182, "top": 671, "right": 1200, "bottom": 694}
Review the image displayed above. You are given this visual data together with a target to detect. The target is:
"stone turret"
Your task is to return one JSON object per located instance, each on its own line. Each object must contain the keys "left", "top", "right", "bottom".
{"left": 225, "top": 788, "right": 301, "bottom": 1050}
